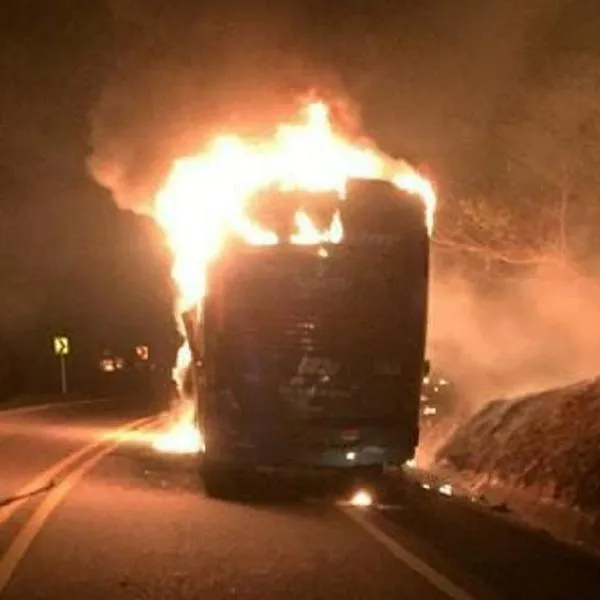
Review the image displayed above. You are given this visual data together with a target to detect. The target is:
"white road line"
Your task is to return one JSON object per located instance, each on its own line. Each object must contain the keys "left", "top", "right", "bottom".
{"left": 341, "top": 506, "right": 479, "bottom": 600}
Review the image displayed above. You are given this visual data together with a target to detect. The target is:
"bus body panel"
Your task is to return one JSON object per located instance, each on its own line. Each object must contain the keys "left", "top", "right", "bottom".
{"left": 193, "top": 179, "right": 429, "bottom": 477}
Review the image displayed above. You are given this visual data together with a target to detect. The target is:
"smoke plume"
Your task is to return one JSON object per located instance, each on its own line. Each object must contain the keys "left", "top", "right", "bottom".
{"left": 88, "top": 1, "right": 346, "bottom": 213}
{"left": 88, "top": 1, "right": 600, "bottom": 414}
{"left": 429, "top": 265, "right": 600, "bottom": 409}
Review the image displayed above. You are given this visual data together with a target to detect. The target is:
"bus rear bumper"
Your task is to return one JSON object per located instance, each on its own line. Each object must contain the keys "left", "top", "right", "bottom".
{"left": 203, "top": 436, "right": 413, "bottom": 472}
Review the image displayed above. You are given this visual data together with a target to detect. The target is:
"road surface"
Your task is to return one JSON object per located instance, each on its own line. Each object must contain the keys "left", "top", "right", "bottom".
{"left": 0, "top": 397, "right": 598, "bottom": 600}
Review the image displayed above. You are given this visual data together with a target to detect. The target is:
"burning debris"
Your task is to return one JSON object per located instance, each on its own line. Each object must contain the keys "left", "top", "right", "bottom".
{"left": 438, "top": 483, "right": 453, "bottom": 497}
{"left": 348, "top": 488, "right": 375, "bottom": 508}
{"left": 95, "top": 99, "right": 436, "bottom": 452}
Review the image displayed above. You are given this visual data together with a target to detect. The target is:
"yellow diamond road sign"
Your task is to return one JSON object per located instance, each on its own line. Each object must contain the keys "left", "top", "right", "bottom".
{"left": 53, "top": 336, "right": 69, "bottom": 356}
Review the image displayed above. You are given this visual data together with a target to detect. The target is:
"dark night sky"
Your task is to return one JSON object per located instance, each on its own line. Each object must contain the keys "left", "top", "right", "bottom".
{"left": 0, "top": 1, "right": 177, "bottom": 390}
{"left": 1, "top": 0, "right": 599, "bottom": 391}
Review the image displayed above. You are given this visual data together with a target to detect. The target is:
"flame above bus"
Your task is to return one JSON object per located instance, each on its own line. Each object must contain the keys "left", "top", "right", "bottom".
{"left": 155, "top": 101, "right": 436, "bottom": 313}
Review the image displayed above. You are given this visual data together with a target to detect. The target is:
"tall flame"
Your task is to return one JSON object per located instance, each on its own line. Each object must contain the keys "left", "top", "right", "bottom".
{"left": 150, "top": 100, "right": 436, "bottom": 454}
{"left": 155, "top": 101, "right": 436, "bottom": 312}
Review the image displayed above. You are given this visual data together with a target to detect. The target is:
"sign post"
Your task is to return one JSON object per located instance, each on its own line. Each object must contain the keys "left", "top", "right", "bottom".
{"left": 53, "top": 336, "right": 70, "bottom": 395}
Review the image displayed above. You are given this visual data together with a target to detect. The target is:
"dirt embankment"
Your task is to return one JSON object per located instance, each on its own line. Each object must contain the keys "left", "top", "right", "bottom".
{"left": 432, "top": 377, "right": 600, "bottom": 549}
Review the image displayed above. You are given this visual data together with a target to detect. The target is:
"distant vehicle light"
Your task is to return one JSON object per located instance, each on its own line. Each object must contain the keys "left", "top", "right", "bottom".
{"left": 136, "top": 345, "right": 149, "bottom": 360}
{"left": 423, "top": 405, "right": 437, "bottom": 416}
{"left": 345, "top": 451, "right": 357, "bottom": 461}
{"left": 99, "top": 358, "right": 115, "bottom": 372}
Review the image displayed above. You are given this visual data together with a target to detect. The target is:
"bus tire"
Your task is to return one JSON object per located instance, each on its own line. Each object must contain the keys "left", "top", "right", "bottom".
{"left": 202, "top": 464, "right": 238, "bottom": 500}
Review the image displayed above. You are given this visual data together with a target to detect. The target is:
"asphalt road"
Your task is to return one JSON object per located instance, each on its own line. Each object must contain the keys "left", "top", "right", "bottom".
{"left": 0, "top": 397, "right": 599, "bottom": 600}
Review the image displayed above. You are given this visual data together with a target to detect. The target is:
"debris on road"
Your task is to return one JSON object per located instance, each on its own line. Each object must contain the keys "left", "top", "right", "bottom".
{"left": 0, "top": 480, "right": 56, "bottom": 508}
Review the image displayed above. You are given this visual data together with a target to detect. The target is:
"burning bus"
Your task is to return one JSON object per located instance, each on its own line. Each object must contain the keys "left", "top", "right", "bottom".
{"left": 182, "top": 178, "right": 429, "bottom": 498}
{"left": 144, "top": 100, "right": 437, "bottom": 498}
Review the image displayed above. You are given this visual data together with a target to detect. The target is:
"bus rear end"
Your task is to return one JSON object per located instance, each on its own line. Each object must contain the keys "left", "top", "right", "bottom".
{"left": 199, "top": 179, "right": 429, "bottom": 495}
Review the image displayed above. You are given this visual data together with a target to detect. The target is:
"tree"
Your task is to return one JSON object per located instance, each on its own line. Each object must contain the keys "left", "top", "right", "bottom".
{"left": 433, "top": 51, "right": 600, "bottom": 277}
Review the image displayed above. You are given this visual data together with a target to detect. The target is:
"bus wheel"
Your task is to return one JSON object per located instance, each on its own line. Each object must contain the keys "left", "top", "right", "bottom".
{"left": 202, "top": 463, "right": 239, "bottom": 500}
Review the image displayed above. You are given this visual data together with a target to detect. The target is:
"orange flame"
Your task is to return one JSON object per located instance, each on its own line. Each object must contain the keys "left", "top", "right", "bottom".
{"left": 156, "top": 101, "right": 436, "bottom": 312}
{"left": 151, "top": 100, "right": 436, "bottom": 454}
{"left": 152, "top": 403, "right": 204, "bottom": 454}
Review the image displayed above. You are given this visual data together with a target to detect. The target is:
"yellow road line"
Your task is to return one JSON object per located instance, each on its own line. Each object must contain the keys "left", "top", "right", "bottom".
{"left": 0, "top": 416, "right": 160, "bottom": 595}
{"left": 0, "top": 415, "right": 155, "bottom": 528}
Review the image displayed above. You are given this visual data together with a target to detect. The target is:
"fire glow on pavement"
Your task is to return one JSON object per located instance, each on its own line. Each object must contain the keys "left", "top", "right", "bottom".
{"left": 152, "top": 420, "right": 204, "bottom": 455}
{"left": 152, "top": 405, "right": 204, "bottom": 455}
